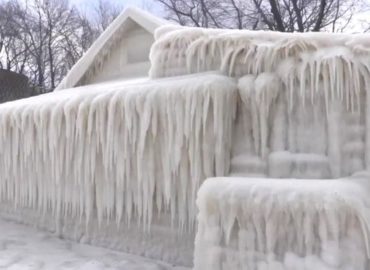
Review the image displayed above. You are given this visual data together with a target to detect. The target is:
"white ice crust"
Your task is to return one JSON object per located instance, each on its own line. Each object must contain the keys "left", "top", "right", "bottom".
{"left": 195, "top": 174, "right": 370, "bottom": 270}
{"left": 3, "top": 22, "right": 370, "bottom": 268}
{"left": 0, "top": 74, "right": 236, "bottom": 233}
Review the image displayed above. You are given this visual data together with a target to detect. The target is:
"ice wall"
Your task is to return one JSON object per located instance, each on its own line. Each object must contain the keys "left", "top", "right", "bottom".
{"left": 150, "top": 26, "right": 370, "bottom": 179}
{"left": 194, "top": 175, "right": 370, "bottom": 270}
{"left": 0, "top": 74, "right": 236, "bottom": 263}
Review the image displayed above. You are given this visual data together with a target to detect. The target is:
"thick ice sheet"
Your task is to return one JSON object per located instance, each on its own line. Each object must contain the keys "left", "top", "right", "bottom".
{"left": 194, "top": 174, "right": 370, "bottom": 270}
{"left": 0, "top": 217, "right": 189, "bottom": 270}
{"left": 0, "top": 74, "right": 236, "bottom": 260}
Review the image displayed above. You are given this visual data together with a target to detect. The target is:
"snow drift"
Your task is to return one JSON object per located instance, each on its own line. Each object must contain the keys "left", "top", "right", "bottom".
{"left": 195, "top": 175, "right": 370, "bottom": 270}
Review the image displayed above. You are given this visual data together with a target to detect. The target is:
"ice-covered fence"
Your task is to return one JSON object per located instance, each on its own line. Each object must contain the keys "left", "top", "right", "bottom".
{"left": 194, "top": 175, "right": 370, "bottom": 270}
{"left": 0, "top": 74, "right": 237, "bottom": 264}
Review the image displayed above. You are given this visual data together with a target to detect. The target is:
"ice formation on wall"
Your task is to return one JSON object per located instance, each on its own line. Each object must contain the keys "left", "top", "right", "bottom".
{"left": 148, "top": 25, "right": 370, "bottom": 268}
{"left": 0, "top": 74, "right": 236, "bottom": 231}
{"left": 149, "top": 25, "right": 370, "bottom": 179}
{"left": 195, "top": 175, "right": 370, "bottom": 270}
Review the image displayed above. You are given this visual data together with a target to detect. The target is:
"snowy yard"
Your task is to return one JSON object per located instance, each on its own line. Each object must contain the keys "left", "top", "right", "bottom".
{"left": 0, "top": 218, "right": 189, "bottom": 270}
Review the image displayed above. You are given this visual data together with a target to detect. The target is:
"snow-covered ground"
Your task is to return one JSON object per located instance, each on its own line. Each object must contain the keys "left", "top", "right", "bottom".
{"left": 0, "top": 218, "right": 190, "bottom": 270}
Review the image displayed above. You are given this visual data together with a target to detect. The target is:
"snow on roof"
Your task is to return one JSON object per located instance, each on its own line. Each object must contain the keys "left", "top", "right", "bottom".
{"left": 55, "top": 7, "right": 169, "bottom": 91}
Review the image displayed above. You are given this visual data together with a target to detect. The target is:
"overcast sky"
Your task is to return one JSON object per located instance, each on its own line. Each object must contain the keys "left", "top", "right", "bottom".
{"left": 70, "top": 0, "right": 163, "bottom": 16}
{"left": 69, "top": 0, "right": 369, "bottom": 33}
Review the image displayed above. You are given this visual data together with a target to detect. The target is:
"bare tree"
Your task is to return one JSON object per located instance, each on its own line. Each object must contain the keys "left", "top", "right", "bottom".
{"left": 92, "top": 0, "right": 123, "bottom": 32}
{"left": 156, "top": 0, "right": 359, "bottom": 32}
{"left": 249, "top": 0, "right": 357, "bottom": 32}
{"left": 0, "top": 1, "right": 30, "bottom": 72}
{"left": 0, "top": 0, "right": 122, "bottom": 93}
{"left": 155, "top": 0, "right": 225, "bottom": 27}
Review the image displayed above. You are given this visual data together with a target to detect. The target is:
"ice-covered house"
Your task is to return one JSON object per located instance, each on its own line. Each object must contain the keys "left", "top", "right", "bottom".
{"left": 1, "top": 6, "right": 370, "bottom": 270}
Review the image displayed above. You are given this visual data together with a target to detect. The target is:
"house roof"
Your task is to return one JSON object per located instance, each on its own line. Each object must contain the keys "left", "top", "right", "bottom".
{"left": 55, "top": 7, "right": 169, "bottom": 91}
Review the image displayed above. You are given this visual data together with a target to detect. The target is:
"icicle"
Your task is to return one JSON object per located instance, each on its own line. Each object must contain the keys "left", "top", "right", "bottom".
{"left": 0, "top": 73, "right": 237, "bottom": 234}
{"left": 254, "top": 73, "right": 280, "bottom": 158}
{"left": 327, "top": 98, "right": 342, "bottom": 178}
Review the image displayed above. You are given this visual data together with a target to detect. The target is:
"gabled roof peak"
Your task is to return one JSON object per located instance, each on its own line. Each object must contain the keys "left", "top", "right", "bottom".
{"left": 119, "top": 6, "right": 169, "bottom": 34}
{"left": 56, "top": 7, "right": 169, "bottom": 91}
